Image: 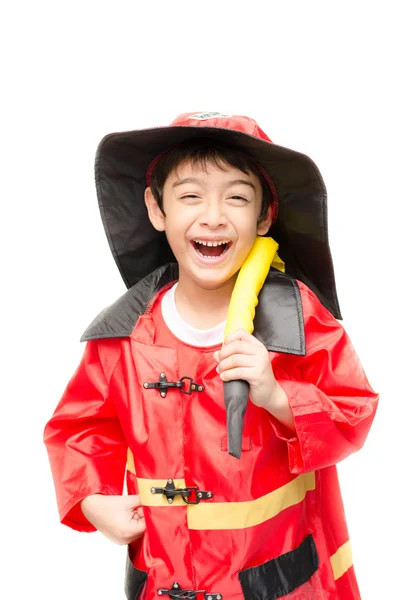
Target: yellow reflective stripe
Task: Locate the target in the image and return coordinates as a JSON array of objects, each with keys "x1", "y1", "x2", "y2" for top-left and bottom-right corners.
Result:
[
  {"x1": 330, "y1": 540, "x2": 353, "y2": 580},
  {"x1": 127, "y1": 449, "x2": 136, "y2": 475},
  {"x1": 127, "y1": 457, "x2": 314, "y2": 526},
  {"x1": 137, "y1": 478, "x2": 188, "y2": 507},
  {"x1": 187, "y1": 471, "x2": 315, "y2": 530},
  {"x1": 127, "y1": 451, "x2": 186, "y2": 506}
]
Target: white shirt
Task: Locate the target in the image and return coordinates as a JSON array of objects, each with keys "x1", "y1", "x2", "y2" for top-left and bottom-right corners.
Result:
[{"x1": 161, "y1": 283, "x2": 225, "y2": 347}]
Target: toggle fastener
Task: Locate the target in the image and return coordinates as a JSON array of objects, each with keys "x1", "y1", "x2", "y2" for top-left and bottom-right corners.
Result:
[
  {"x1": 151, "y1": 479, "x2": 213, "y2": 504},
  {"x1": 157, "y1": 581, "x2": 222, "y2": 599},
  {"x1": 143, "y1": 373, "x2": 205, "y2": 398}
]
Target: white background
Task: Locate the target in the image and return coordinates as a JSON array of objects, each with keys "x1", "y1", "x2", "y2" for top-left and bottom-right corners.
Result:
[{"x1": 1, "y1": 1, "x2": 395, "y2": 599}]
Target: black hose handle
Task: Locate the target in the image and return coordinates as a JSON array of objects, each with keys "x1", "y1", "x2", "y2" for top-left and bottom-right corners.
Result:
[{"x1": 223, "y1": 379, "x2": 249, "y2": 459}]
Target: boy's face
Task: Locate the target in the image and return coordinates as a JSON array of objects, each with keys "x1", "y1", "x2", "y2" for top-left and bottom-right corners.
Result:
[{"x1": 145, "y1": 160, "x2": 272, "y2": 292}]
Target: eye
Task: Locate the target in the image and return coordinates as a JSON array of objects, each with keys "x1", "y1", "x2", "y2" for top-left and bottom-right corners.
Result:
[
  {"x1": 227, "y1": 195, "x2": 249, "y2": 204},
  {"x1": 179, "y1": 194, "x2": 202, "y2": 204}
]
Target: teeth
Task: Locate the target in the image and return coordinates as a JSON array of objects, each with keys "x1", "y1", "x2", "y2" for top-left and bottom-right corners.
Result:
[
  {"x1": 193, "y1": 240, "x2": 230, "y2": 246},
  {"x1": 197, "y1": 250, "x2": 225, "y2": 259}
]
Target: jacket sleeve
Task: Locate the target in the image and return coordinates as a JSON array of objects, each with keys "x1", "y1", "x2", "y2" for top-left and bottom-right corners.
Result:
[
  {"x1": 270, "y1": 282, "x2": 379, "y2": 474},
  {"x1": 43, "y1": 339, "x2": 127, "y2": 532}
]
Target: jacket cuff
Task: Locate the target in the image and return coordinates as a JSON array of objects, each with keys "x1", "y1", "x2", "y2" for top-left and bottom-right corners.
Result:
[
  {"x1": 59, "y1": 485, "x2": 120, "y2": 532},
  {"x1": 268, "y1": 380, "x2": 306, "y2": 473}
]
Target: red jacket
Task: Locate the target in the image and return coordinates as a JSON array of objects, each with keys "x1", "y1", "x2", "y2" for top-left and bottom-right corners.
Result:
[{"x1": 44, "y1": 268, "x2": 378, "y2": 600}]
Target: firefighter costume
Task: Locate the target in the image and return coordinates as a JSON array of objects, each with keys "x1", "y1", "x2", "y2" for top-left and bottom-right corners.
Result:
[{"x1": 44, "y1": 112, "x2": 378, "y2": 599}]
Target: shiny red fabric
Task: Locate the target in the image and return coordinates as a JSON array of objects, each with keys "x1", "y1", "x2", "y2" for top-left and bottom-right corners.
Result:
[
  {"x1": 44, "y1": 281, "x2": 378, "y2": 599},
  {"x1": 170, "y1": 112, "x2": 273, "y2": 143}
]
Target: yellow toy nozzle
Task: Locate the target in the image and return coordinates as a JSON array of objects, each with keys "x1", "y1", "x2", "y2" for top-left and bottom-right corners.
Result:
[
  {"x1": 224, "y1": 237, "x2": 282, "y2": 339},
  {"x1": 223, "y1": 236, "x2": 284, "y2": 459}
]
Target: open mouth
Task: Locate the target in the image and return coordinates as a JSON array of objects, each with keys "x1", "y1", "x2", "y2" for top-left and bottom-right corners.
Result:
[{"x1": 192, "y1": 240, "x2": 232, "y2": 259}]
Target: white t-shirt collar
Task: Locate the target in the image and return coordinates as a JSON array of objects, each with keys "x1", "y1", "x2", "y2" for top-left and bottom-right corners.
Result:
[{"x1": 161, "y1": 283, "x2": 225, "y2": 347}]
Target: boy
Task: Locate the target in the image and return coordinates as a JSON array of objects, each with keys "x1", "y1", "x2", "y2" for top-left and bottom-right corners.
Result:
[{"x1": 44, "y1": 112, "x2": 378, "y2": 599}]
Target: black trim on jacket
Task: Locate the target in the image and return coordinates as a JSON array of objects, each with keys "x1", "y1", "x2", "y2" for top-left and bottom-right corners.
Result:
[
  {"x1": 238, "y1": 534, "x2": 319, "y2": 600},
  {"x1": 124, "y1": 554, "x2": 148, "y2": 600},
  {"x1": 80, "y1": 265, "x2": 306, "y2": 356}
]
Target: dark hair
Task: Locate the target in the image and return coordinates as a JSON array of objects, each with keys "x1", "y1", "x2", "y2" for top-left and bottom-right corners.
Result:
[{"x1": 149, "y1": 138, "x2": 272, "y2": 219}]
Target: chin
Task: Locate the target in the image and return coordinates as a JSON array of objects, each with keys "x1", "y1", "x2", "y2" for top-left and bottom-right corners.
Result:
[{"x1": 192, "y1": 271, "x2": 238, "y2": 291}]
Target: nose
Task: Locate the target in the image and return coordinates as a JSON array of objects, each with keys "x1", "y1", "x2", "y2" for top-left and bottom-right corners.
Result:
[{"x1": 199, "y1": 198, "x2": 227, "y2": 229}]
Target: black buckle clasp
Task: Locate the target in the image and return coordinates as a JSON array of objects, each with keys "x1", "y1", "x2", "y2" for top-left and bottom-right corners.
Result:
[
  {"x1": 179, "y1": 376, "x2": 204, "y2": 395},
  {"x1": 157, "y1": 582, "x2": 222, "y2": 599},
  {"x1": 143, "y1": 373, "x2": 205, "y2": 398},
  {"x1": 151, "y1": 479, "x2": 213, "y2": 504}
]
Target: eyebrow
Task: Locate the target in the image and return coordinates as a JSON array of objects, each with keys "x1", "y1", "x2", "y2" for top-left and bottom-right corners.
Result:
[
  {"x1": 172, "y1": 177, "x2": 257, "y2": 190},
  {"x1": 227, "y1": 179, "x2": 256, "y2": 191},
  {"x1": 172, "y1": 177, "x2": 203, "y2": 188}
]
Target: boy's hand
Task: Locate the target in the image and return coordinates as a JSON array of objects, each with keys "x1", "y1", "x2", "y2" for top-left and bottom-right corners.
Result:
[
  {"x1": 214, "y1": 328, "x2": 281, "y2": 409},
  {"x1": 214, "y1": 330, "x2": 296, "y2": 435},
  {"x1": 81, "y1": 494, "x2": 146, "y2": 545}
]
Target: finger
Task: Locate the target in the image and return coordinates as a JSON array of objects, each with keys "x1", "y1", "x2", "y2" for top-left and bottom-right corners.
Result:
[
  {"x1": 129, "y1": 514, "x2": 146, "y2": 529},
  {"x1": 219, "y1": 366, "x2": 256, "y2": 382},
  {"x1": 213, "y1": 350, "x2": 220, "y2": 363},
  {"x1": 224, "y1": 328, "x2": 261, "y2": 346},
  {"x1": 130, "y1": 504, "x2": 145, "y2": 520},
  {"x1": 218, "y1": 354, "x2": 257, "y2": 374},
  {"x1": 136, "y1": 506, "x2": 145, "y2": 519},
  {"x1": 131, "y1": 518, "x2": 146, "y2": 537},
  {"x1": 124, "y1": 518, "x2": 147, "y2": 543},
  {"x1": 219, "y1": 340, "x2": 258, "y2": 361}
]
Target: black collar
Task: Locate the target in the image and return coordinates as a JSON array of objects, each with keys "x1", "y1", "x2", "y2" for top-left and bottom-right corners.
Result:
[{"x1": 81, "y1": 264, "x2": 305, "y2": 356}]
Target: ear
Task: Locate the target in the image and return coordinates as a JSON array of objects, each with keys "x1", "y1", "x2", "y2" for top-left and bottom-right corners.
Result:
[
  {"x1": 144, "y1": 187, "x2": 166, "y2": 232},
  {"x1": 257, "y1": 205, "x2": 273, "y2": 236}
]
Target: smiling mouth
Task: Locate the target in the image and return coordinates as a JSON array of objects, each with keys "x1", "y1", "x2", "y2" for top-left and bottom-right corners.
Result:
[{"x1": 192, "y1": 240, "x2": 232, "y2": 259}]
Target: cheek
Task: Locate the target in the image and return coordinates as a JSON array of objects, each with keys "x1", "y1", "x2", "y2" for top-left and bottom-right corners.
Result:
[
  {"x1": 163, "y1": 217, "x2": 192, "y2": 253},
  {"x1": 230, "y1": 212, "x2": 260, "y2": 240},
  {"x1": 166, "y1": 207, "x2": 197, "y2": 234},
  {"x1": 167, "y1": 218, "x2": 188, "y2": 238}
]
